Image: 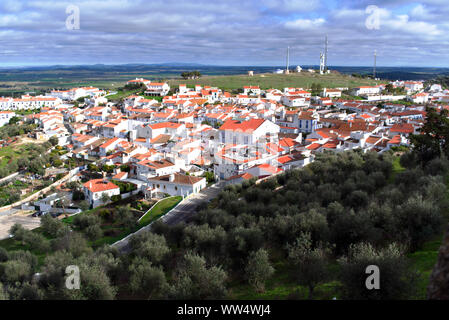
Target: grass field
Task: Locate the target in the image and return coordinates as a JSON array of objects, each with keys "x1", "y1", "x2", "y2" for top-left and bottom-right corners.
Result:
[
  {"x1": 105, "y1": 89, "x2": 141, "y2": 101},
  {"x1": 139, "y1": 196, "x2": 182, "y2": 226},
  {"x1": 408, "y1": 234, "x2": 443, "y2": 299},
  {"x1": 0, "y1": 143, "x2": 37, "y2": 167},
  {"x1": 167, "y1": 73, "x2": 382, "y2": 91}
]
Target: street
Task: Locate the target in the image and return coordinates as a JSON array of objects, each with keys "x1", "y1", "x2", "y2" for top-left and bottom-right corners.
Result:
[{"x1": 114, "y1": 181, "x2": 225, "y2": 253}]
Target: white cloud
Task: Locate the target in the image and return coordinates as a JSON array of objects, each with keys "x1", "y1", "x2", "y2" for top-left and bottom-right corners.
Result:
[
  {"x1": 284, "y1": 18, "x2": 325, "y2": 30},
  {"x1": 262, "y1": 0, "x2": 320, "y2": 13},
  {"x1": 382, "y1": 13, "x2": 441, "y2": 36},
  {"x1": 410, "y1": 4, "x2": 430, "y2": 18}
]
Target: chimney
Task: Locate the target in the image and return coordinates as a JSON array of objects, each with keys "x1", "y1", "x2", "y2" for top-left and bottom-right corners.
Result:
[
  {"x1": 169, "y1": 173, "x2": 175, "y2": 182},
  {"x1": 89, "y1": 181, "x2": 92, "y2": 189}
]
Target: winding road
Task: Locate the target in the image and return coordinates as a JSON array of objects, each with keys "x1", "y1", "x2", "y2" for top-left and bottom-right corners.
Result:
[{"x1": 113, "y1": 181, "x2": 225, "y2": 254}]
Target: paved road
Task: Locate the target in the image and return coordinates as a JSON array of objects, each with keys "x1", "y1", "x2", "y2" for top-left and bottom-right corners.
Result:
[
  {"x1": 162, "y1": 182, "x2": 224, "y2": 225},
  {"x1": 0, "y1": 208, "x2": 22, "y2": 217},
  {"x1": 114, "y1": 181, "x2": 225, "y2": 254}
]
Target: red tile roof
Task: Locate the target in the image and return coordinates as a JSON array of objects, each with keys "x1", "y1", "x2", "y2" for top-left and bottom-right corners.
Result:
[
  {"x1": 219, "y1": 119, "x2": 265, "y2": 133},
  {"x1": 83, "y1": 179, "x2": 119, "y2": 193}
]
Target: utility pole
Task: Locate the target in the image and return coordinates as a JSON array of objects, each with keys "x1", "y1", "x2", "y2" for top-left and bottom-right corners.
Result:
[
  {"x1": 373, "y1": 50, "x2": 377, "y2": 79},
  {"x1": 324, "y1": 34, "x2": 328, "y2": 72},
  {"x1": 286, "y1": 46, "x2": 290, "y2": 74}
]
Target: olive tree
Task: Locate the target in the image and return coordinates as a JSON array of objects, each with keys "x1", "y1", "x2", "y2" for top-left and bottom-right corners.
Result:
[{"x1": 244, "y1": 249, "x2": 275, "y2": 293}]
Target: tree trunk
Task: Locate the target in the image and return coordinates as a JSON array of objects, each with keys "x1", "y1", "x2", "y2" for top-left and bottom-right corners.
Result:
[{"x1": 308, "y1": 286, "x2": 314, "y2": 300}]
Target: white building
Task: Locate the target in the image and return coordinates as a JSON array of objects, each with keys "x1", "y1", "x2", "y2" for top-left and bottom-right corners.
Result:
[
  {"x1": 144, "y1": 82, "x2": 170, "y2": 96},
  {"x1": 135, "y1": 159, "x2": 179, "y2": 180},
  {"x1": 83, "y1": 179, "x2": 120, "y2": 208},
  {"x1": 0, "y1": 111, "x2": 15, "y2": 126},
  {"x1": 350, "y1": 86, "x2": 382, "y2": 96},
  {"x1": 321, "y1": 88, "x2": 342, "y2": 98},
  {"x1": 0, "y1": 95, "x2": 62, "y2": 110},
  {"x1": 50, "y1": 87, "x2": 104, "y2": 101},
  {"x1": 219, "y1": 119, "x2": 280, "y2": 146},
  {"x1": 146, "y1": 173, "x2": 206, "y2": 198},
  {"x1": 404, "y1": 81, "x2": 424, "y2": 92},
  {"x1": 243, "y1": 86, "x2": 261, "y2": 95}
]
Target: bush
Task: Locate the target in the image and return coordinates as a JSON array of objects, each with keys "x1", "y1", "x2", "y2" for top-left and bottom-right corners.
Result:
[{"x1": 111, "y1": 195, "x2": 122, "y2": 202}]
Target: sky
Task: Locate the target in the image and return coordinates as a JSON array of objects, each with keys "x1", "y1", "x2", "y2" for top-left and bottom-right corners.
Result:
[{"x1": 1, "y1": 0, "x2": 449, "y2": 67}]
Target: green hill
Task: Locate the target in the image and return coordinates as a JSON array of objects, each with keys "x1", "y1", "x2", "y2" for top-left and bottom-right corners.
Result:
[{"x1": 168, "y1": 72, "x2": 383, "y2": 91}]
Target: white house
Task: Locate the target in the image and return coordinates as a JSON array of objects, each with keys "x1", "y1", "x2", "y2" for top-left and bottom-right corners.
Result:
[
  {"x1": 321, "y1": 88, "x2": 342, "y2": 98},
  {"x1": 137, "y1": 122, "x2": 185, "y2": 140},
  {"x1": 146, "y1": 173, "x2": 206, "y2": 198},
  {"x1": 135, "y1": 159, "x2": 179, "y2": 180},
  {"x1": 408, "y1": 92, "x2": 429, "y2": 104},
  {"x1": 351, "y1": 86, "x2": 382, "y2": 96},
  {"x1": 404, "y1": 81, "x2": 424, "y2": 92},
  {"x1": 83, "y1": 179, "x2": 120, "y2": 208},
  {"x1": 281, "y1": 96, "x2": 310, "y2": 108},
  {"x1": 0, "y1": 111, "x2": 15, "y2": 126},
  {"x1": 219, "y1": 118, "x2": 280, "y2": 146},
  {"x1": 0, "y1": 96, "x2": 62, "y2": 110},
  {"x1": 145, "y1": 82, "x2": 170, "y2": 96},
  {"x1": 243, "y1": 86, "x2": 261, "y2": 95}
]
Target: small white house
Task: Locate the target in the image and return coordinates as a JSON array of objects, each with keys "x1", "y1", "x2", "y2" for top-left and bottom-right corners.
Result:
[
  {"x1": 0, "y1": 111, "x2": 15, "y2": 127},
  {"x1": 146, "y1": 173, "x2": 206, "y2": 198},
  {"x1": 321, "y1": 88, "x2": 342, "y2": 98},
  {"x1": 83, "y1": 179, "x2": 120, "y2": 208}
]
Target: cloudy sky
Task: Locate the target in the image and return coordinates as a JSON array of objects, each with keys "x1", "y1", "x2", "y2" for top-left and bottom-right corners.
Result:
[{"x1": 0, "y1": 0, "x2": 448, "y2": 67}]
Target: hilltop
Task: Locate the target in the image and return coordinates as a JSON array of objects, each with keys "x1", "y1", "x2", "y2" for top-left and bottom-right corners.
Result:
[{"x1": 167, "y1": 72, "x2": 382, "y2": 91}]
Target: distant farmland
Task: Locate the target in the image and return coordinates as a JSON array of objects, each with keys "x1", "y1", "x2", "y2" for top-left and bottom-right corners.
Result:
[
  {"x1": 0, "y1": 63, "x2": 439, "y2": 95},
  {"x1": 0, "y1": 72, "x2": 381, "y2": 96}
]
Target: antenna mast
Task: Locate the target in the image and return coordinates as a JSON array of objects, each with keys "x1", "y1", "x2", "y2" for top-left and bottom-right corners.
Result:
[
  {"x1": 324, "y1": 34, "x2": 328, "y2": 71},
  {"x1": 373, "y1": 50, "x2": 377, "y2": 79}
]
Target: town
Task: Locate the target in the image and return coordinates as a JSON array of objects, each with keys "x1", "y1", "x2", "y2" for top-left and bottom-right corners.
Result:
[{"x1": 0, "y1": 75, "x2": 440, "y2": 213}]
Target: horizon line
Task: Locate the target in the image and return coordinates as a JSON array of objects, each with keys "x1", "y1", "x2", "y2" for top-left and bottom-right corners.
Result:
[{"x1": 0, "y1": 63, "x2": 447, "y2": 69}]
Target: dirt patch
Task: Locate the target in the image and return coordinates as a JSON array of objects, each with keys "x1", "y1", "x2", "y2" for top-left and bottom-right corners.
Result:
[
  {"x1": 13, "y1": 136, "x2": 46, "y2": 146},
  {"x1": 0, "y1": 213, "x2": 41, "y2": 239}
]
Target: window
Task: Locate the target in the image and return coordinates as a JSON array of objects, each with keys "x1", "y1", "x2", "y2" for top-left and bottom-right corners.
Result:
[
  {"x1": 244, "y1": 136, "x2": 249, "y2": 144},
  {"x1": 175, "y1": 186, "x2": 178, "y2": 190}
]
